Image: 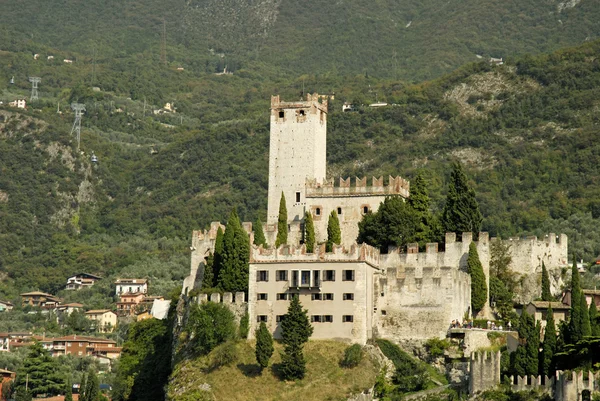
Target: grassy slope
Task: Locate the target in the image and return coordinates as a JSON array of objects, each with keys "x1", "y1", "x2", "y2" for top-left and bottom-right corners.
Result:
[{"x1": 168, "y1": 341, "x2": 380, "y2": 401}]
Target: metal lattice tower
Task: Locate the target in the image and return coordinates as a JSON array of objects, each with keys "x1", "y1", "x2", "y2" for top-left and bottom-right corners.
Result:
[
  {"x1": 70, "y1": 103, "x2": 86, "y2": 150},
  {"x1": 29, "y1": 77, "x2": 41, "y2": 101}
]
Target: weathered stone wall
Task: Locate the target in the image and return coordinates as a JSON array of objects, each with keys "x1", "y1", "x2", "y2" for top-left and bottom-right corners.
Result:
[
  {"x1": 182, "y1": 222, "x2": 225, "y2": 295},
  {"x1": 469, "y1": 351, "x2": 501, "y2": 394},
  {"x1": 503, "y1": 370, "x2": 596, "y2": 401},
  {"x1": 195, "y1": 291, "x2": 248, "y2": 326}
]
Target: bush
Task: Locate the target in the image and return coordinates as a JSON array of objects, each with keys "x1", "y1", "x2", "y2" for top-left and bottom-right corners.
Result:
[
  {"x1": 210, "y1": 341, "x2": 238, "y2": 370},
  {"x1": 239, "y1": 312, "x2": 249, "y2": 339},
  {"x1": 340, "y1": 344, "x2": 363, "y2": 368},
  {"x1": 424, "y1": 338, "x2": 449, "y2": 358}
]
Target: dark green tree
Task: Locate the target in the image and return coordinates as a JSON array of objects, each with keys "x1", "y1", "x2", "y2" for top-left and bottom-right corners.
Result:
[
  {"x1": 541, "y1": 262, "x2": 551, "y2": 301},
  {"x1": 253, "y1": 218, "x2": 268, "y2": 248},
  {"x1": 15, "y1": 342, "x2": 64, "y2": 397},
  {"x1": 441, "y1": 162, "x2": 483, "y2": 238},
  {"x1": 326, "y1": 210, "x2": 341, "y2": 252},
  {"x1": 80, "y1": 368, "x2": 98, "y2": 401},
  {"x1": 304, "y1": 211, "x2": 315, "y2": 253},
  {"x1": 201, "y1": 252, "x2": 215, "y2": 291},
  {"x1": 357, "y1": 196, "x2": 418, "y2": 251},
  {"x1": 255, "y1": 322, "x2": 274, "y2": 370},
  {"x1": 280, "y1": 295, "x2": 313, "y2": 380},
  {"x1": 211, "y1": 227, "x2": 225, "y2": 289},
  {"x1": 512, "y1": 311, "x2": 535, "y2": 376},
  {"x1": 14, "y1": 388, "x2": 32, "y2": 401},
  {"x1": 409, "y1": 172, "x2": 436, "y2": 244},
  {"x1": 467, "y1": 242, "x2": 487, "y2": 316},
  {"x1": 568, "y1": 260, "x2": 582, "y2": 344},
  {"x1": 218, "y1": 209, "x2": 250, "y2": 293},
  {"x1": 590, "y1": 301, "x2": 600, "y2": 336},
  {"x1": 526, "y1": 321, "x2": 541, "y2": 375},
  {"x1": 580, "y1": 292, "x2": 591, "y2": 337},
  {"x1": 540, "y1": 305, "x2": 556, "y2": 376},
  {"x1": 275, "y1": 192, "x2": 288, "y2": 247},
  {"x1": 189, "y1": 302, "x2": 236, "y2": 355},
  {"x1": 64, "y1": 376, "x2": 73, "y2": 401}
]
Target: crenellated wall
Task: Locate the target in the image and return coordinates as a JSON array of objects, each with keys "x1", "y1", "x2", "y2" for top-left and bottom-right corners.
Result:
[
  {"x1": 250, "y1": 242, "x2": 380, "y2": 267},
  {"x1": 469, "y1": 351, "x2": 501, "y2": 394},
  {"x1": 501, "y1": 370, "x2": 596, "y2": 401},
  {"x1": 305, "y1": 176, "x2": 410, "y2": 198},
  {"x1": 183, "y1": 222, "x2": 225, "y2": 296},
  {"x1": 194, "y1": 291, "x2": 248, "y2": 326}
]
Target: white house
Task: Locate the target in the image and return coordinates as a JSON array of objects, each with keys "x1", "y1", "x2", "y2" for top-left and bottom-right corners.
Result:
[{"x1": 115, "y1": 279, "x2": 148, "y2": 295}]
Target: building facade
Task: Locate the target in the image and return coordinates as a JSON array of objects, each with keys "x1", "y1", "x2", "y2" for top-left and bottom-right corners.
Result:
[
  {"x1": 115, "y1": 279, "x2": 148, "y2": 295},
  {"x1": 85, "y1": 310, "x2": 117, "y2": 333},
  {"x1": 66, "y1": 273, "x2": 102, "y2": 290}
]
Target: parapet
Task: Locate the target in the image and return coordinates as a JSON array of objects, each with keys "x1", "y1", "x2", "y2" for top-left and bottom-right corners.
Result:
[
  {"x1": 196, "y1": 291, "x2": 247, "y2": 305},
  {"x1": 250, "y1": 242, "x2": 380, "y2": 267},
  {"x1": 469, "y1": 350, "x2": 501, "y2": 394},
  {"x1": 271, "y1": 93, "x2": 328, "y2": 113},
  {"x1": 305, "y1": 176, "x2": 409, "y2": 198},
  {"x1": 192, "y1": 222, "x2": 225, "y2": 245},
  {"x1": 492, "y1": 233, "x2": 568, "y2": 246}
]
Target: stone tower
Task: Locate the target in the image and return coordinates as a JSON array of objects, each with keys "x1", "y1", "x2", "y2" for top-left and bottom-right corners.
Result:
[{"x1": 267, "y1": 94, "x2": 328, "y2": 224}]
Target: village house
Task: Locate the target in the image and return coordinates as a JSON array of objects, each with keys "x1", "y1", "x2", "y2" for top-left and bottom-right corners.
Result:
[
  {"x1": 139, "y1": 295, "x2": 164, "y2": 313},
  {"x1": 8, "y1": 99, "x2": 26, "y2": 109},
  {"x1": 56, "y1": 303, "x2": 84, "y2": 315},
  {"x1": 116, "y1": 292, "x2": 145, "y2": 316},
  {"x1": 115, "y1": 278, "x2": 148, "y2": 295},
  {"x1": 50, "y1": 335, "x2": 121, "y2": 359},
  {"x1": 66, "y1": 273, "x2": 102, "y2": 290},
  {"x1": 20, "y1": 291, "x2": 61, "y2": 308},
  {"x1": 0, "y1": 369, "x2": 15, "y2": 399},
  {"x1": 562, "y1": 289, "x2": 600, "y2": 308},
  {"x1": 524, "y1": 301, "x2": 570, "y2": 336},
  {"x1": 85, "y1": 310, "x2": 117, "y2": 333},
  {"x1": 0, "y1": 300, "x2": 13, "y2": 312}
]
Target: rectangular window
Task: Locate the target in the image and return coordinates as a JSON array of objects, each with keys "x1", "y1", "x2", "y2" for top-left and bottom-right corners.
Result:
[
  {"x1": 343, "y1": 293, "x2": 354, "y2": 301},
  {"x1": 257, "y1": 293, "x2": 268, "y2": 301},
  {"x1": 257, "y1": 315, "x2": 268, "y2": 323},
  {"x1": 276, "y1": 270, "x2": 288, "y2": 281},
  {"x1": 343, "y1": 315, "x2": 354, "y2": 323},
  {"x1": 291, "y1": 270, "x2": 299, "y2": 287},
  {"x1": 296, "y1": 192, "x2": 301, "y2": 203},
  {"x1": 276, "y1": 293, "x2": 288, "y2": 301},
  {"x1": 311, "y1": 315, "x2": 322, "y2": 323},
  {"x1": 323, "y1": 315, "x2": 333, "y2": 323},
  {"x1": 342, "y1": 270, "x2": 355, "y2": 281},
  {"x1": 323, "y1": 270, "x2": 335, "y2": 282},
  {"x1": 324, "y1": 293, "x2": 334, "y2": 301},
  {"x1": 279, "y1": 111, "x2": 284, "y2": 118},
  {"x1": 301, "y1": 270, "x2": 311, "y2": 286},
  {"x1": 311, "y1": 293, "x2": 322, "y2": 301},
  {"x1": 313, "y1": 270, "x2": 320, "y2": 287},
  {"x1": 276, "y1": 315, "x2": 284, "y2": 323},
  {"x1": 257, "y1": 270, "x2": 269, "y2": 282}
]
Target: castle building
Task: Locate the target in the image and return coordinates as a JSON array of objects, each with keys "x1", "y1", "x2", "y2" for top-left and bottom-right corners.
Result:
[{"x1": 184, "y1": 94, "x2": 569, "y2": 344}]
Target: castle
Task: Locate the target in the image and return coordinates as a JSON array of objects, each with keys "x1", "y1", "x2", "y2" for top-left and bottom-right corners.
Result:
[{"x1": 183, "y1": 93, "x2": 569, "y2": 344}]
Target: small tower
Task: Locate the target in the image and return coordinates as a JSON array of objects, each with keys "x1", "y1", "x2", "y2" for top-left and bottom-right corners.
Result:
[{"x1": 267, "y1": 93, "x2": 328, "y2": 224}]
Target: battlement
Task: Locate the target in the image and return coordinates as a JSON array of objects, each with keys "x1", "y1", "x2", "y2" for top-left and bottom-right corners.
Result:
[
  {"x1": 305, "y1": 176, "x2": 410, "y2": 198},
  {"x1": 196, "y1": 291, "x2": 247, "y2": 306},
  {"x1": 469, "y1": 350, "x2": 501, "y2": 394},
  {"x1": 249, "y1": 242, "x2": 380, "y2": 267},
  {"x1": 191, "y1": 222, "x2": 225, "y2": 248},
  {"x1": 491, "y1": 233, "x2": 568, "y2": 246},
  {"x1": 271, "y1": 93, "x2": 328, "y2": 113}
]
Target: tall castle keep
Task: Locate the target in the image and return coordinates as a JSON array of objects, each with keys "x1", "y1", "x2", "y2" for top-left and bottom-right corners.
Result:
[{"x1": 183, "y1": 93, "x2": 569, "y2": 344}]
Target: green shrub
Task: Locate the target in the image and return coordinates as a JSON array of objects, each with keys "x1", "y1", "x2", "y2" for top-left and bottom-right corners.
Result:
[
  {"x1": 340, "y1": 344, "x2": 363, "y2": 368},
  {"x1": 239, "y1": 311, "x2": 249, "y2": 339},
  {"x1": 210, "y1": 341, "x2": 238, "y2": 370},
  {"x1": 424, "y1": 338, "x2": 449, "y2": 358}
]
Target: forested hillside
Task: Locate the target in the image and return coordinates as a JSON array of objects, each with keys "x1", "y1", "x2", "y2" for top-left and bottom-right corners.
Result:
[
  {"x1": 0, "y1": 0, "x2": 598, "y2": 81},
  {"x1": 2, "y1": 6, "x2": 600, "y2": 304}
]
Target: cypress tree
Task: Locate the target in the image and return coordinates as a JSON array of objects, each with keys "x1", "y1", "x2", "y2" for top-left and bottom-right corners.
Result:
[
  {"x1": 526, "y1": 321, "x2": 541, "y2": 376},
  {"x1": 64, "y1": 377, "x2": 73, "y2": 401},
  {"x1": 280, "y1": 295, "x2": 313, "y2": 380},
  {"x1": 409, "y1": 172, "x2": 435, "y2": 245},
  {"x1": 201, "y1": 252, "x2": 214, "y2": 291},
  {"x1": 441, "y1": 162, "x2": 483, "y2": 239},
  {"x1": 590, "y1": 301, "x2": 600, "y2": 336},
  {"x1": 512, "y1": 311, "x2": 532, "y2": 376},
  {"x1": 467, "y1": 242, "x2": 487, "y2": 316},
  {"x1": 212, "y1": 227, "x2": 224, "y2": 288},
  {"x1": 580, "y1": 292, "x2": 591, "y2": 337},
  {"x1": 218, "y1": 210, "x2": 250, "y2": 293},
  {"x1": 541, "y1": 305, "x2": 556, "y2": 376},
  {"x1": 304, "y1": 211, "x2": 315, "y2": 253},
  {"x1": 255, "y1": 322, "x2": 274, "y2": 370},
  {"x1": 275, "y1": 192, "x2": 288, "y2": 247},
  {"x1": 253, "y1": 218, "x2": 268, "y2": 248},
  {"x1": 82, "y1": 369, "x2": 98, "y2": 401},
  {"x1": 568, "y1": 260, "x2": 582, "y2": 344},
  {"x1": 326, "y1": 210, "x2": 342, "y2": 252},
  {"x1": 541, "y1": 262, "x2": 551, "y2": 301}
]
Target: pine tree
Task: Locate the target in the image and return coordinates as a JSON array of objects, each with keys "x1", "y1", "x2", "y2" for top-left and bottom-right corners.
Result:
[
  {"x1": 326, "y1": 210, "x2": 341, "y2": 252},
  {"x1": 580, "y1": 292, "x2": 591, "y2": 337},
  {"x1": 590, "y1": 301, "x2": 600, "y2": 336},
  {"x1": 409, "y1": 172, "x2": 435, "y2": 244},
  {"x1": 280, "y1": 295, "x2": 313, "y2": 380},
  {"x1": 541, "y1": 261, "x2": 551, "y2": 301},
  {"x1": 540, "y1": 306, "x2": 556, "y2": 376},
  {"x1": 304, "y1": 211, "x2": 315, "y2": 253},
  {"x1": 218, "y1": 210, "x2": 250, "y2": 293},
  {"x1": 441, "y1": 162, "x2": 483, "y2": 238},
  {"x1": 212, "y1": 227, "x2": 224, "y2": 288},
  {"x1": 201, "y1": 252, "x2": 214, "y2": 291},
  {"x1": 15, "y1": 342, "x2": 64, "y2": 397},
  {"x1": 568, "y1": 260, "x2": 582, "y2": 344},
  {"x1": 64, "y1": 376, "x2": 73, "y2": 401},
  {"x1": 253, "y1": 218, "x2": 268, "y2": 248},
  {"x1": 467, "y1": 242, "x2": 487, "y2": 316},
  {"x1": 275, "y1": 192, "x2": 288, "y2": 247},
  {"x1": 255, "y1": 322, "x2": 274, "y2": 370}
]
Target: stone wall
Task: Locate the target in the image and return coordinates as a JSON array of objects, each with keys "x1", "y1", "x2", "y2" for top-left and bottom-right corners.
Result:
[
  {"x1": 195, "y1": 291, "x2": 248, "y2": 326},
  {"x1": 469, "y1": 351, "x2": 501, "y2": 394},
  {"x1": 182, "y1": 222, "x2": 225, "y2": 295},
  {"x1": 502, "y1": 370, "x2": 596, "y2": 401}
]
